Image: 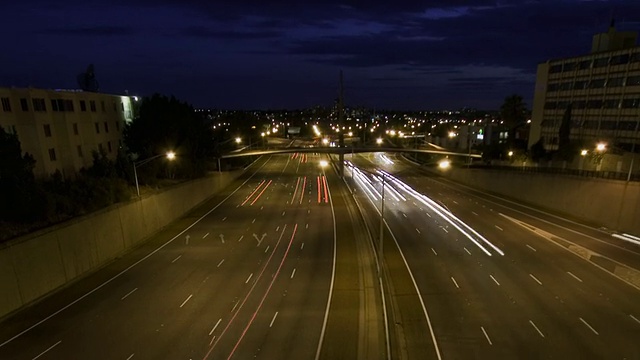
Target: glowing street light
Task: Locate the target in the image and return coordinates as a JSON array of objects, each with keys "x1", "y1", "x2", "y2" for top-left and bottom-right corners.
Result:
[
  {"x1": 508, "y1": 151, "x2": 514, "y2": 157},
  {"x1": 581, "y1": 149, "x2": 588, "y2": 156},
  {"x1": 319, "y1": 160, "x2": 328, "y2": 168},
  {"x1": 235, "y1": 137, "x2": 242, "y2": 144},
  {"x1": 133, "y1": 151, "x2": 176, "y2": 197},
  {"x1": 322, "y1": 138, "x2": 329, "y2": 145},
  {"x1": 376, "y1": 138, "x2": 383, "y2": 145},
  {"x1": 596, "y1": 142, "x2": 607, "y2": 152},
  {"x1": 438, "y1": 159, "x2": 451, "y2": 169},
  {"x1": 448, "y1": 131, "x2": 457, "y2": 138}
]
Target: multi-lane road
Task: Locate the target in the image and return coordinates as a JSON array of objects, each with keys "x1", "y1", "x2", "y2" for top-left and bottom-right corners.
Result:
[{"x1": 1, "y1": 150, "x2": 640, "y2": 359}]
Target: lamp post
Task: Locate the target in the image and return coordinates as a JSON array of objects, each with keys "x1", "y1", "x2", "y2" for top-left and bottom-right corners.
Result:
[
  {"x1": 133, "y1": 151, "x2": 175, "y2": 197},
  {"x1": 378, "y1": 172, "x2": 385, "y2": 259}
]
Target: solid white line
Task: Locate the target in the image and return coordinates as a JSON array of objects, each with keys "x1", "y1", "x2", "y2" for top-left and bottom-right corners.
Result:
[
  {"x1": 612, "y1": 233, "x2": 640, "y2": 246},
  {"x1": 416, "y1": 228, "x2": 421, "y2": 234},
  {"x1": 171, "y1": 255, "x2": 182, "y2": 263},
  {"x1": 217, "y1": 259, "x2": 225, "y2": 267},
  {"x1": 245, "y1": 273, "x2": 253, "y2": 284},
  {"x1": 231, "y1": 301, "x2": 239, "y2": 313},
  {"x1": 530, "y1": 274, "x2": 542, "y2": 285},
  {"x1": 567, "y1": 271, "x2": 583, "y2": 282},
  {"x1": 32, "y1": 340, "x2": 61, "y2": 360},
  {"x1": 464, "y1": 247, "x2": 471, "y2": 255},
  {"x1": 291, "y1": 268, "x2": 296, "y2": 279},
  {"x1": 269, "y1": 312, "x2": 279, "y2": 328},
  {"x1": 203, "y1": 233, "x2": 209, "y2": 239},
  {"x1": 126, "y1": 354, "x2": 135, "y2": 360},
  {"x1": 431, "y1": 248, "x2": 438, "y2": 256},
  {"x1": 630, "y1": 314, "x2": 640, "y2": 324},
  {"x1": 495, "y1": 225, "x2": 503, "y2": 231},
  {"x1": 579, "y1": 317, "x2": 599, "y2": 335},
  {"x1": 209, "y1": 318, "x2": 222, "y2": 336},
  {"x1": 451, "y1": 277, "x2": 460, "y2": 289},
  {"x1": 481, "y1": 326, "x2": 492, "y2": 345},
  {"x1": 121, "y1": 287, "x2": 138, "y2": 300},
  {"x1": 526, "y1": 244, "x2": 537, "y2": 252},
  {"x1": 529, "y1": 320, "x2": 545, "y2": 338},
  {"x1": 490, "y1": 275, "x2": 500, "y2": 286},
  {"x1": 180, "y1": 294, "x2": 193, "y2": 308}
]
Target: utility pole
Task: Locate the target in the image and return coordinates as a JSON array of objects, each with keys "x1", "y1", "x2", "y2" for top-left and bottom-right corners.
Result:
[{"x1": 338, "y1": 71, "x2": 345, "y2": 177}]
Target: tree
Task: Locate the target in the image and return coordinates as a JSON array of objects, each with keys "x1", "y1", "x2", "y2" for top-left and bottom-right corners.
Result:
[
  {"x1": 500, "y1": 94, "x2": 527, "y2": 147},
  {"x1": 558, "y1": 103, "x2": 572, "y2": 150}
]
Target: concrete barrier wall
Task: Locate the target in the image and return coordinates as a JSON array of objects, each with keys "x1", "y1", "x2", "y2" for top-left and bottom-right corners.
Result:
[
  {"x1": 0, "y1": 171, "x2": 241, "y2": 319},
  {"x1": 442, "y1": 168, "x2": 640, "y2": 234}
]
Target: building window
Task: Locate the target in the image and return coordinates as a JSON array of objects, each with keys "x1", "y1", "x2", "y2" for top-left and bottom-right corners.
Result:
[
  {"x1": 65, "y1": 100, "x2": 74, "y2": 112},
  {"x1": 631, "y1": 53, "x2": 640, "y2": 63},
  {"x1": 20, "y1": 98, "x2": 28, "y2": 111},
  {"x1": 101, "y1": 101, "x2": 106, "y2": 112},
  {"x1": 547, "y1": 83, "x2": 559, "y2": 92},
  {"x1": 32, "y1": 98, "x2": 46, "y2": 112},
  {"x1": 607, "y1": 77, "x2": 625, "y2": 87},
  {"x1": 618, "y1": 121, "x2": 638, "y2": 131},
  {"x1": 98, "y1": 143, "x2": 104, "y2": 152},
  {"x1": 48, "y1": 148, "x2": 57, "y2": 161},
  {"x1": 95, "y1": 123, "x2": 100, "y2": 134},
  {"x1": 622, "y1": 98, "x2": 640, "y2": 108},
  {"x1": 1, "y1": 97, "x2": 11, "y2": 112},
  {"x1": 587, "y1": 100, "x2": 603, "y2": 109},
  {"x1": 115, "y1": 121, "x2": 120, "y2": 132},
  {"x1": 77, "y1": 145, "x2": 83, "y2": 157},
  {"x1": 562, "y1": 62, "x2": 576, "y2": 72},
  {"x1": 559, "y1": 81, "x2": 573, "y2": 91},
  {"x1": 577, "y1": 60, "x2": 592, "y2": 70},
  {"x1": 80, "y1": 100, "x2": 87, "y2": 112},
  {"x1": 51, "y1": 99, "x2": 59, "y2": 112},
  {"x1": 107, "y1": 141, "x2": 112, "y2": 153},
  {"x1": 593, "y1": 57, "x2": 609, "y2": 68},
  {"x1": 573, "y1": 80, "x2": 588, "y2": 90},
  {"x1": 549, "y1": 64, "x2": 562, "y2": 74},
  {"x1": 604, "y1": 99, "x2": 621, "y2": 109},
  {"x1": 73, "y1": 123, "x2": 79, "y2": 135},
  {"x1": 610, "y1": 54, "x2": 629, "y2": 66},
  {"x1": 44, "y1": 124, "x2": 52, "y2": 137},
  {"x1": 544, "y1": 101, "x2": 557, "y2": 110},
  {"x1": 104, "y1": 122, "x2": 109, "y2": 133},
  {"x1": 627, "y1": 76, "x2": 640, "y2": 86},
  {"x1": 90, "y1": 100, "x2": 96, "y2": 112},
  {"x1": 51, "y1": 99, "x2": 72, "y2": 112},
  {"x1": 588, "y1": 79, "x2": 606, "y2": 89}
]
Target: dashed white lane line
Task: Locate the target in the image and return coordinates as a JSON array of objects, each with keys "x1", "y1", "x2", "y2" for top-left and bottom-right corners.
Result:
[
  {"x1": 238, "y1": 235, "x2": 243, "y2": 242},
  {"x1": 265, "y1": 245, "x2": 270, "y2": 253},
  {"x1": 269, "y1": 312, "x2": 279, "y2": 327},
  {"x1": 416, "y1": 228, "x2": 421, "y2": 234},
  {"x1": 529, "y1": 274, "x2": 542, "y2": 285},
  {"x1": 403, "y1": 213, "x2": 407, "y2": 218},
  {"x1": 453, "y1": 201, "x2": 458, "y2": 204},
  {"x1": 526, "y1": 244, "x2": 537, "y2": 252},
  {"x1": 126, "y1": 353, "x2": 135, "y2": 360},
  {"x1": 472, "y1": 211, "x2": 479, "y2": 216},
  {"x1": 431, "y1": 248, "x2": 438, "y2": 256},
  {"x1": 217, "y1": 259, "x2": 225, "y2": 268},
  {"x1": 245, "y1": 273, "x2": 253, "y2": 284},
  {"x1": 252, "y1": 218, "x2": 256, "y2": 223},
  {"x1": 222, "y1": 217, "x2": 227, "y2": 222},
  {"x1": 171, "y1": 255, "x2": 182, "y2": 263},
  {"x1": 442, "y1": 227, "x2": 449, "y2": 234},
  {"x1": 203, "y1": 233, "x2": 209, "y2": 239},
  {"x1": 567, "y1": 271, "x2": 583, "y2": 283},
  {"x1": 121, "y1": 288, "x2": 138, "y2": 300},
  {"x1": 276, "y1": 226, "x2": 280, "y2": 232},
  {"x1": 480, "y1": 326, "x2": 492, "y2": 345},
  {"x1": 282, "y1": 211, "x2": 286, "y2": 216},
  {"x1": 529, "y1": 320, "x2": 545, "y2": 338},
  {"x1": 306, "y1": 223, "x2": 309, "y2": 229},
  {"x1": 180, "y1": 294, "x2": 193, "y2": 308},
  {"x1": 489, "y1": 275, "x2": 500, "y2": 286},
  {"x1": 579, "y1": 317, "x2": 599, "y2": 335},
  {"x1": 32, "y1": 340, "x2": 61, "y2": 360},
  {"x1": 451, "y1": 277, "x2": 460, "y2": 289},
  {"x1": 209, "y1": 318, "x2": 222, "y2": 336},
  {"x1": 291, "y1": 268, "x2": 296, "y2": 279},
  {"x1": 301, "y1": 243, "x2": 305, "y2": 250},
  {"x1": 426, "y1": 213, "x2": 431, "y2": 218},
  {"x1": 630, "y1": 314, "x2": 640, "y2": 325},
  {"x1": 464, "y1": 247, "x2": 471, "y2": 255},
  {"x1": 495, "y1": 225, "x2": 503, "y2": 231}
]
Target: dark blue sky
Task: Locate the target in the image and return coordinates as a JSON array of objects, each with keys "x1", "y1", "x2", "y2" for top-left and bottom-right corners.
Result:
[{"x1": 2, "y1": 0, "x2": 640, "y2": 110}]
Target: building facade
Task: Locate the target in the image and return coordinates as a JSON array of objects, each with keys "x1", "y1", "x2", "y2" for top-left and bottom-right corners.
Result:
[
  {"x1": 529, "y1": 25, "x2": 640, "y2": 155},
  {"x1": 0, "y1": 87, "x2": 135, "y2": 178}
]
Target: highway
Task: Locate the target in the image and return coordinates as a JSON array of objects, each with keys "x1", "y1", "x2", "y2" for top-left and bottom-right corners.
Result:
[
  {"x1": 346, "y1": 152, "x2": 640, "y2": 359},
  {"x1": 0, "y1": 153, "x2": 385, "y2": 360}
]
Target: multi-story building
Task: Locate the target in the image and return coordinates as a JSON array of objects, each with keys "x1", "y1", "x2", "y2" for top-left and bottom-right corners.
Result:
[
  {"x1": 529, "y1": 24, "x2": 640, "y2": 157},
  {"x1": 0, "y1": 87, "x2": 135, "y2": 178}
]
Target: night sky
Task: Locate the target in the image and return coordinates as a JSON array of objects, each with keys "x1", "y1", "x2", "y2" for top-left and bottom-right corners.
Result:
[{"x1": 3, "y1": 0, "x2": 640, "y2": 110}]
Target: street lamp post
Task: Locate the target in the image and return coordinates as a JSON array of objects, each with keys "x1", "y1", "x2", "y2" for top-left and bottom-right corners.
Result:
[
  {"x1": 378, "y1": 173, "x2": 385, "y2": 259},
  {"x1": 133, "y1": 151, "x2": 175, "y2": 197}
]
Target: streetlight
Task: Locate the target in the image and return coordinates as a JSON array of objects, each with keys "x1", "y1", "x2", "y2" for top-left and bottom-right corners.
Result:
[
  {"x1": 319, "y1": 160, "x2": 328, "y2": 168},
  {"x1": 376, "y1": 138, "x2": 383, "y2": 145},
  {"x1": 596, "y1": 142, "x2": 607, "y2": 152},
  {"x1": 508, "y1": 151, "x2": 514, "y2": 157},
  {"x1": 235, "y1": 137, "x2": 242, "y2": 144},
  {"x1": 133, "y1": 151, "x2": 176, "y2": 197},
  {"x1": 438, "y1": 159, "x2": 451, "y2": 169},
  {"x1": 581, "y1": 149, "x2": 588, "y2": 156}
]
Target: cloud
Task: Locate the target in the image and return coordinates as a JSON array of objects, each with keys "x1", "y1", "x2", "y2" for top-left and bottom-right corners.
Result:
[
  {"x1": 179, "y1": 26, "x2": 282, "y2": 40},
  {"x1": 41, "y1": 25, "x2": 137, "y2": 36}
]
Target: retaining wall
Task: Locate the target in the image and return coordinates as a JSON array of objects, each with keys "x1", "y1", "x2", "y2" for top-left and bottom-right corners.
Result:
[{"x1": 0, "y1": 171, "x2": 241, "y2": 319}]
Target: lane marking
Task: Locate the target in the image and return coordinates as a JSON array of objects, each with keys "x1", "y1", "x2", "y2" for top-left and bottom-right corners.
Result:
[
  {"x1": 282, "y1": 211, "x2": 286, "y2": 216},
  {"x1": 180, "y1": 294, "x2": 193, "y2": 308},
  {"x1": 464, "y1": 247, "x2": 471, "y2": 255},
  {"x1": 442, "y1": 227, "x2": 449, "y2": 234},
  {"x1": 426, "y1": 213, "x2": 431, "y2": 218},
  {"x1": 121, "y1": 288, "x2": 138, "y2": 300},
  {"x1": 126, "y1": 354, "x2": 135, "y2": 360},
  {"x1": 32, "y1": 341, "x2": 62, "y2": 360},
  {"x1": 203, "y1": 233, "x2": 209, "y2": 239},
  {"x1": 252, "y1": 218, "x2": 256, "y2": 223},
  {"x1": 529, "y1": 274, "x2": 542, "y2": 285},
  {"x1": 171, "y1": 255, "x2": 182, "y2": 263},
  {"x1": 490, "y1": 275, "x2": 500, "y2": 286},
  {"x1": 431, "y1": 248, "x2": 438, "y2": 256},
  {"x1": 472, "y1": 211, "x2": 479, "y2": 216},
  {"x1": 291, "y1": 268, "x2": 296, "y2": 279},
  {"x1": 579, "y1": 317, "x2": 599, "y2": 335},
  {"x1": 209, "y1": 319, "x2": 222, "y2": 336},
  {"x1": 526, "y1": 244, "x2": 537, "y2": 252},
  {"x1": 495, "y1": 225, "x2": 503, "y2": 231},
  {"x1": 245, "y1": 273, "x2": 253, "y2": 284},
  {"x1": 416, "y1": 228, "x2": 421, "y2": 234},
  {"x1": 630, "y1": 314, "x2": 640, "y2": 324},
  {"x1": 238, "y1": 235, "x2": 243, "y2": 242},
  {"x1": 264, "y1": 245, "x2": 270, "y2": 253},
  {"x1": 567, "y1": 271, "x2": 583, "y2": 283},
  {"x1": 276, "y1": 226, "x2": 280, "y2": 232},
  {"x1": 451, "y1": 277, "x2": 460, "y2": 289},
  {"x1": 250, "y1": 179, "x2": 273, "y2": 205},
  {"x1": 217, "y1": 259, "x2": 225, "y2": 268},
  {"x1": 403, "y1": 213, "x2": 407, "y2": 218},
  {"x1": 480, "y1": 326, "x2": 492, "y2": 345},
  {"x1": 242, "y1": 180, "x2": 266, "y2": 206},
  {"x1": 222, "y1": 217, "x2": 227, "y2": 222},
  {"x1": 453, "y1": 201, "x2": 458, "y2": 204},
  {"x1": 301, "y1": 243, "x2": 305, "y2": 250},
  {"x1": 529, "y1": 320, "x2": 545, "y2": 338},
  {"x1": 231, "y1": 301, "x2": 239, "y2": 313},
  {"x1": 306, "y1": 223, "x2": 309, "y2": 229},
  {"x1": 269, "y1": 312, "x2": 279, "y2": 327}
]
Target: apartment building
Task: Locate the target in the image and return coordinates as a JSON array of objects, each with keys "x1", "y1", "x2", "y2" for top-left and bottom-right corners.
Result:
[
  {"x1": 0, "y1": 87, "x2": 135, "y2": 178},
  {"x1": 529, "y1": 24, "x2": 640, "y2": 155}
]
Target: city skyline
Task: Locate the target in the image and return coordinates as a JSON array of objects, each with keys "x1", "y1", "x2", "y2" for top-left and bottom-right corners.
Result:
[{"x1": 2, "y1": 0, "x2": 640, "y2": 110}]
